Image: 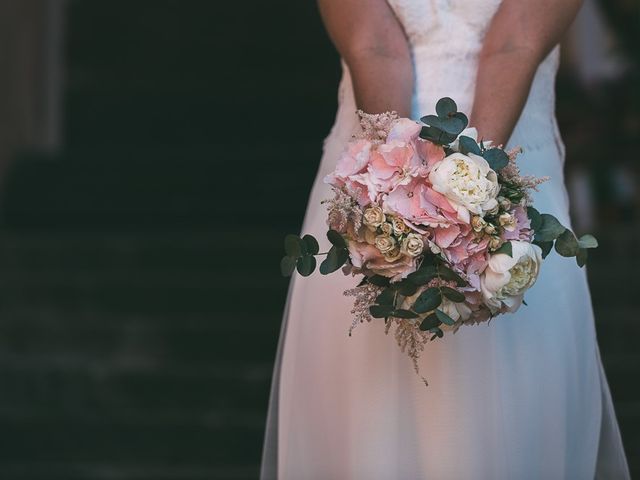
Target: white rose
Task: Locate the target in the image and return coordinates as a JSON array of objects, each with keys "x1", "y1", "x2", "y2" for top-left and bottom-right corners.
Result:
[
  {"x1": 375, "y1": 234, "x2": 396, "y2": 254},
  {"x1": 390, "y1": 216, "x2": 410, "y2": 236},
  {"x1": 363, "y1": 205, "x2": 385, "y2": 230},
  {"x1": 480, "y1": 241, "x2": 543, "y2": 313},
  {"x1": 400, "y1": 233, "x2": 424, "y2": 257},
  {"x1": 428, "y1": 152, "x2": 499, "y2": 223}
]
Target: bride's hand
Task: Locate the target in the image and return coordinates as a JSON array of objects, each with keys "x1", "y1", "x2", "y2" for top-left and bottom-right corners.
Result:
[
  {"x1": 470, "y1": 0, "x2": 583, "y2": 146},
  {"x1": 318, "y1": 0, "x2": 414, "y2": 117}
]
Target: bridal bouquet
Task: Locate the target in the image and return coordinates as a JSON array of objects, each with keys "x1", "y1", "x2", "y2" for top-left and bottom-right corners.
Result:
[{"x1": 281, "y1": 98, "x2": 597, "y2": 380}]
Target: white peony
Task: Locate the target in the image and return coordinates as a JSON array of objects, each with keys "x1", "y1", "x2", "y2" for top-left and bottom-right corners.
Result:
[
  {"x1": 480, "y1": 241, "x2": 543, "y2": 313},
  {"x1": 428, "y1": 152, "x2": 499, "y2": 223}
]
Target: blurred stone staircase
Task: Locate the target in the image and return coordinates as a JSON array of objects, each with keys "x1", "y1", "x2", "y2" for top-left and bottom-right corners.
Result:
[{"x1": 0, "y1": 1, "x2": 635, "y2": 479}]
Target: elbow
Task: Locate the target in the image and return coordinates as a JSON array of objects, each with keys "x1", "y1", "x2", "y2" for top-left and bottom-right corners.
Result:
[{"x1": 342, "y1": 37, "x2": 411, "y2": 67}]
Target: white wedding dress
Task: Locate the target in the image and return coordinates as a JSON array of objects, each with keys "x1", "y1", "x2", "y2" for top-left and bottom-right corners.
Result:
[{"x1": 261, "y1": 0, "x2": 631, "y2": 478}]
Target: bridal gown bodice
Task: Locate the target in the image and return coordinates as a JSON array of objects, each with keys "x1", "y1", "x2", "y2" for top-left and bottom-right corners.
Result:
[{"x1": 261, "y1": 1, "x2": 630, "y2": 479}]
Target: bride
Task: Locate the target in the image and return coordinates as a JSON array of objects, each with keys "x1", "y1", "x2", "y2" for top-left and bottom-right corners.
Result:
[{"x1": 261, "y1": 0, "x2": 631, "y2": 478}]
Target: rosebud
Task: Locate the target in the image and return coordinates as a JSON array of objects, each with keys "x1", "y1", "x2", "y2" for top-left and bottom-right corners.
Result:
[
  {"x1": 498, "y1": 213, "x2": 517, "y2": 232},
  {"x1": 471, "y1": 215, "x2": 487, "y2": 233},
  {"x1": 363, "y1": 205, "x2": 385, "y2": 230},
  {"x1": 484, "y1": 223, "x2": 497, "y2": 235},
  {"x1": 489, "y1": 236, "x2": 502, "y2": 251}
]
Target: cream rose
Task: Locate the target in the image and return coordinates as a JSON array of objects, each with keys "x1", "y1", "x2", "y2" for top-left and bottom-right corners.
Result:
[
  {"x1": 428, "y1": 152, "x2": 499, "y2": 223},
  {"x1": 390, "y1": 216, "x2": 410, "y2": 236},
  {"x1": 374, "y1": 234, "x2": 396, "y2": 254},
  {"x1": 400, "y1": 233, "x2": 424, "y2": 257},
  {"x1": 480, "y1": 241, "x2": 542, "y2": 313},
  {"x1": 363, "y1": 205, "x2": 385, "y2": 230}
]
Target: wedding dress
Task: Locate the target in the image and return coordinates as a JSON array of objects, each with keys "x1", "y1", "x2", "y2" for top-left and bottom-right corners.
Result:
[{"x1": 261, "y1": 0, "x2": 631, "y2": 478}]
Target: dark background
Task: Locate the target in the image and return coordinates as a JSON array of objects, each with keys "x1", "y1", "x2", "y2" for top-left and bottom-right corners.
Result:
[{"x1": 0, "y1": 1, "x2": 637, "y2": 479}]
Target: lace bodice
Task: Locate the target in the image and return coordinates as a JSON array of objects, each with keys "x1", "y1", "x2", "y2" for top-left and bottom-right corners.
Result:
[{"x1": 327, "y1": 0, "x2": 563, "y2": 160}]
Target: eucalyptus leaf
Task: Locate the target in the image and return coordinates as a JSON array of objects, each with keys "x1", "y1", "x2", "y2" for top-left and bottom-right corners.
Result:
[
  {"x1": 419, "y1": 313, "x2": 441, "y2": 331},
  {"x1": 419, "y1": 126, "x2": 458, "y2": 145},
  {"x1": 319, "y1": 245, "x2": 348, "y2": 275},
  {"x1": 430, "y1": 327, "x2": 444, "y2": 340},
  {"x1": 369, "y1": 304, "x2": 394, "y2": 319},
  {"x1": 527, "y1": 207, "x2": 542, "y2": 232},
  {"x1": 436, "y1": 97, "x2": 457, "y2": 118},
  {"x1": 280, "y1": 256, "x2": 296, "y2": 277},
  {"x1": 554, "y1": 229, "x2": 579, "y2": 257},
  {"x1": 483, "y1": 148, "x2": 509, "y2": 170},
  {"x1": 534, "y1": 214, "x2": 566, "y2": 242},
  {"x1": 302, "y1": 234, "x2": 319, "y2": 255},
  {"x1": 284, "y1": 234, "x2": 302, "y2": 258},
  {"x1": 435, "y1": 309, "x2": 456, "y2": 326},
  {"x1": 327, "y1": 229, "x2": 347, "y2": 248},
  {"x1": 397, "y1": 280, "x2": 418, "y2": 296},
  {"x1": 441, "y1": 286, "x2": 465, "y2": 303},
  {"x1": 376, "y1": 288, "x2": 396, "y2": 306},
  {"x1": 458, "y1": 135, "x2": 482, "y2": 155},
  {"x1": 576, "y1": 248, "x2": 588, "y2": 267},
  {"x1": 407, "y1": 265, "x2": 438, "y2": 285},
  {"x1": 578, "y1": 234, "x2": 598, "y2": 249},
  {"x1": 437, "y1": 265, "x2": 468, "y2": 286},
  {"x1": 413, "y1": 287, "x2": 442, "y2": 313},
  {"x1": 391, "y1": 309, "x2": 419, "y2": 319},
  {"x1": 296, "y1": 255, "x2": 316, "y2": 277},
  {"x1": 420, "y1": 115, "x2": 467, "y2": 135},
  {"x1": 368, "y1": 275, "x2": 391, "y2": 287},
  {"x1": 452, "y1": 112, "x2": 469, "y2": 130},
  {"x1": 492, "y1": 241, "x2": 513, "y2": 257},
  {"x1": 533, "y1": 240, "x2": 554, "y2": 259}
]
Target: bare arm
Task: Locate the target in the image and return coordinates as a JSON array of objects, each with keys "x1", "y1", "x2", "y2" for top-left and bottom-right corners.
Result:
[
  {"x1": 318, "y1": 0, "x2": 413, "y2": 116},
  {"x1": 470, "y1": 0, "x2": 583, "y2": 146}
]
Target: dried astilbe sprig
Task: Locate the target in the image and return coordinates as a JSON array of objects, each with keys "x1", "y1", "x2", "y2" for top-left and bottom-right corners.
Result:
[
  {"x1": 499, "y1": 147, "x2": 549, "y2": 205},
  {"x1": 344, "y1": 282, "x2": 383, "y2": 336},
  {"x1": 387, "y1": 318, "x2": 431, "y2": 386},
  {"x1": 322, "y1": 186, "x2": 364, "y2": 233},
  {"x1": 354, "y1": 110, "x2": 399, "y2": 143}
]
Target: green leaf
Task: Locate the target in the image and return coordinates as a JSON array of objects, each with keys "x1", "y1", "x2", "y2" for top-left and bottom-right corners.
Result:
[
  {"x1": 397, "y1": 280, "x2": 418, "y2": 296},
  {"x1": 296, "y1": 255, "x2": 316, "y2": 277},
  {"x1": 407, "y1": 265, "x2": 438, "y2": 285},
  {"x1": 376, "y1": 288, "x2": 396, "y2": 306},
  {"x1": 391, "y1": 309, "x2": 419, "y2": 319},
  {"x1": 533, "y1": 240, "x2": 554, "y2": 259},
  {"x1": 534, "y1": 214, "x2": 566, "y2": 242},
  {"x1": 554, "y1": 229, "x2": 579, "y2": 257},
  {"x1": 437, "y1": 265, "x2": 468, "y2": 286},
  {"x1": 327, "y1": 229, "x2": 347, "y2": 248},
  {"x1": 435, "y1": 97, "x2": 457, "y2": 118},
  {"x1": 483, "y1": 148, "x2": 509, "y2": 170},
  {"x1": 435, "y1": 309, "x2": 456, "y2": 326},
  {"x1": 368, "y1": 275, "x2": 391, "y2": 287},
  {"x1": 369, "y1": 304, "x2": 394, "y2": 318},
  {"x1": 419, "y1": 313, "x2": 441, "y2": 331},
  {"x1": 420, "y1": 115, "x2": 467, "y2": 136},
  {"x1": 492, "y1": 241, "x2": 513, "y2": 257},
  {"x1": 452, "y1": 112, "x2": 469, "y2": 130},
  {"x1": 458, "y1": 135, "x2": 481, "y2": 155},
  {"x1": 302, "y1": 234, "x2": 319, "y2": 255},
  {"x1": 578, "y1": 234, "x2": 598, "y2": 249},
  {"x1": 319, "y1": 245, "x2": 349, "y2": 275},
  {"x1": 413, "y1": 287, "x2": 442, "y2": 313},
  {"x1": 280, "y1": 256, "x2": 296, "y2": 277},
  {"x1": 419, "y1": 126, "x2": 458, "y2": 145},
  {"x1": 576, "y1": 248, "x2": 588, "y2": 267},
  {"x1": 527, "y1": 207, "x2": 543, "y2": 232},
  {"x1": 441, "y1": 287, "x2": 465, "y2": 303},
  {"x1": 430, "y1": 327, "x2": 444, "y2": 340},
  {"x1": 284, "y1": 234, "x2": 302, "y2": 258}
]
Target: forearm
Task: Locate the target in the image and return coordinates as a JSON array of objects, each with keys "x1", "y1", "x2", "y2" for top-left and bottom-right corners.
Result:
[
  {"x1": 470, "y1": 49, "x2": 539, "y2": 146},
  {"x1": 345, "y1": 51, "x2": 413, "y2": 117},
  {"x1": 469, "y1": 0, "x2": 582, "y2": 146}
]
